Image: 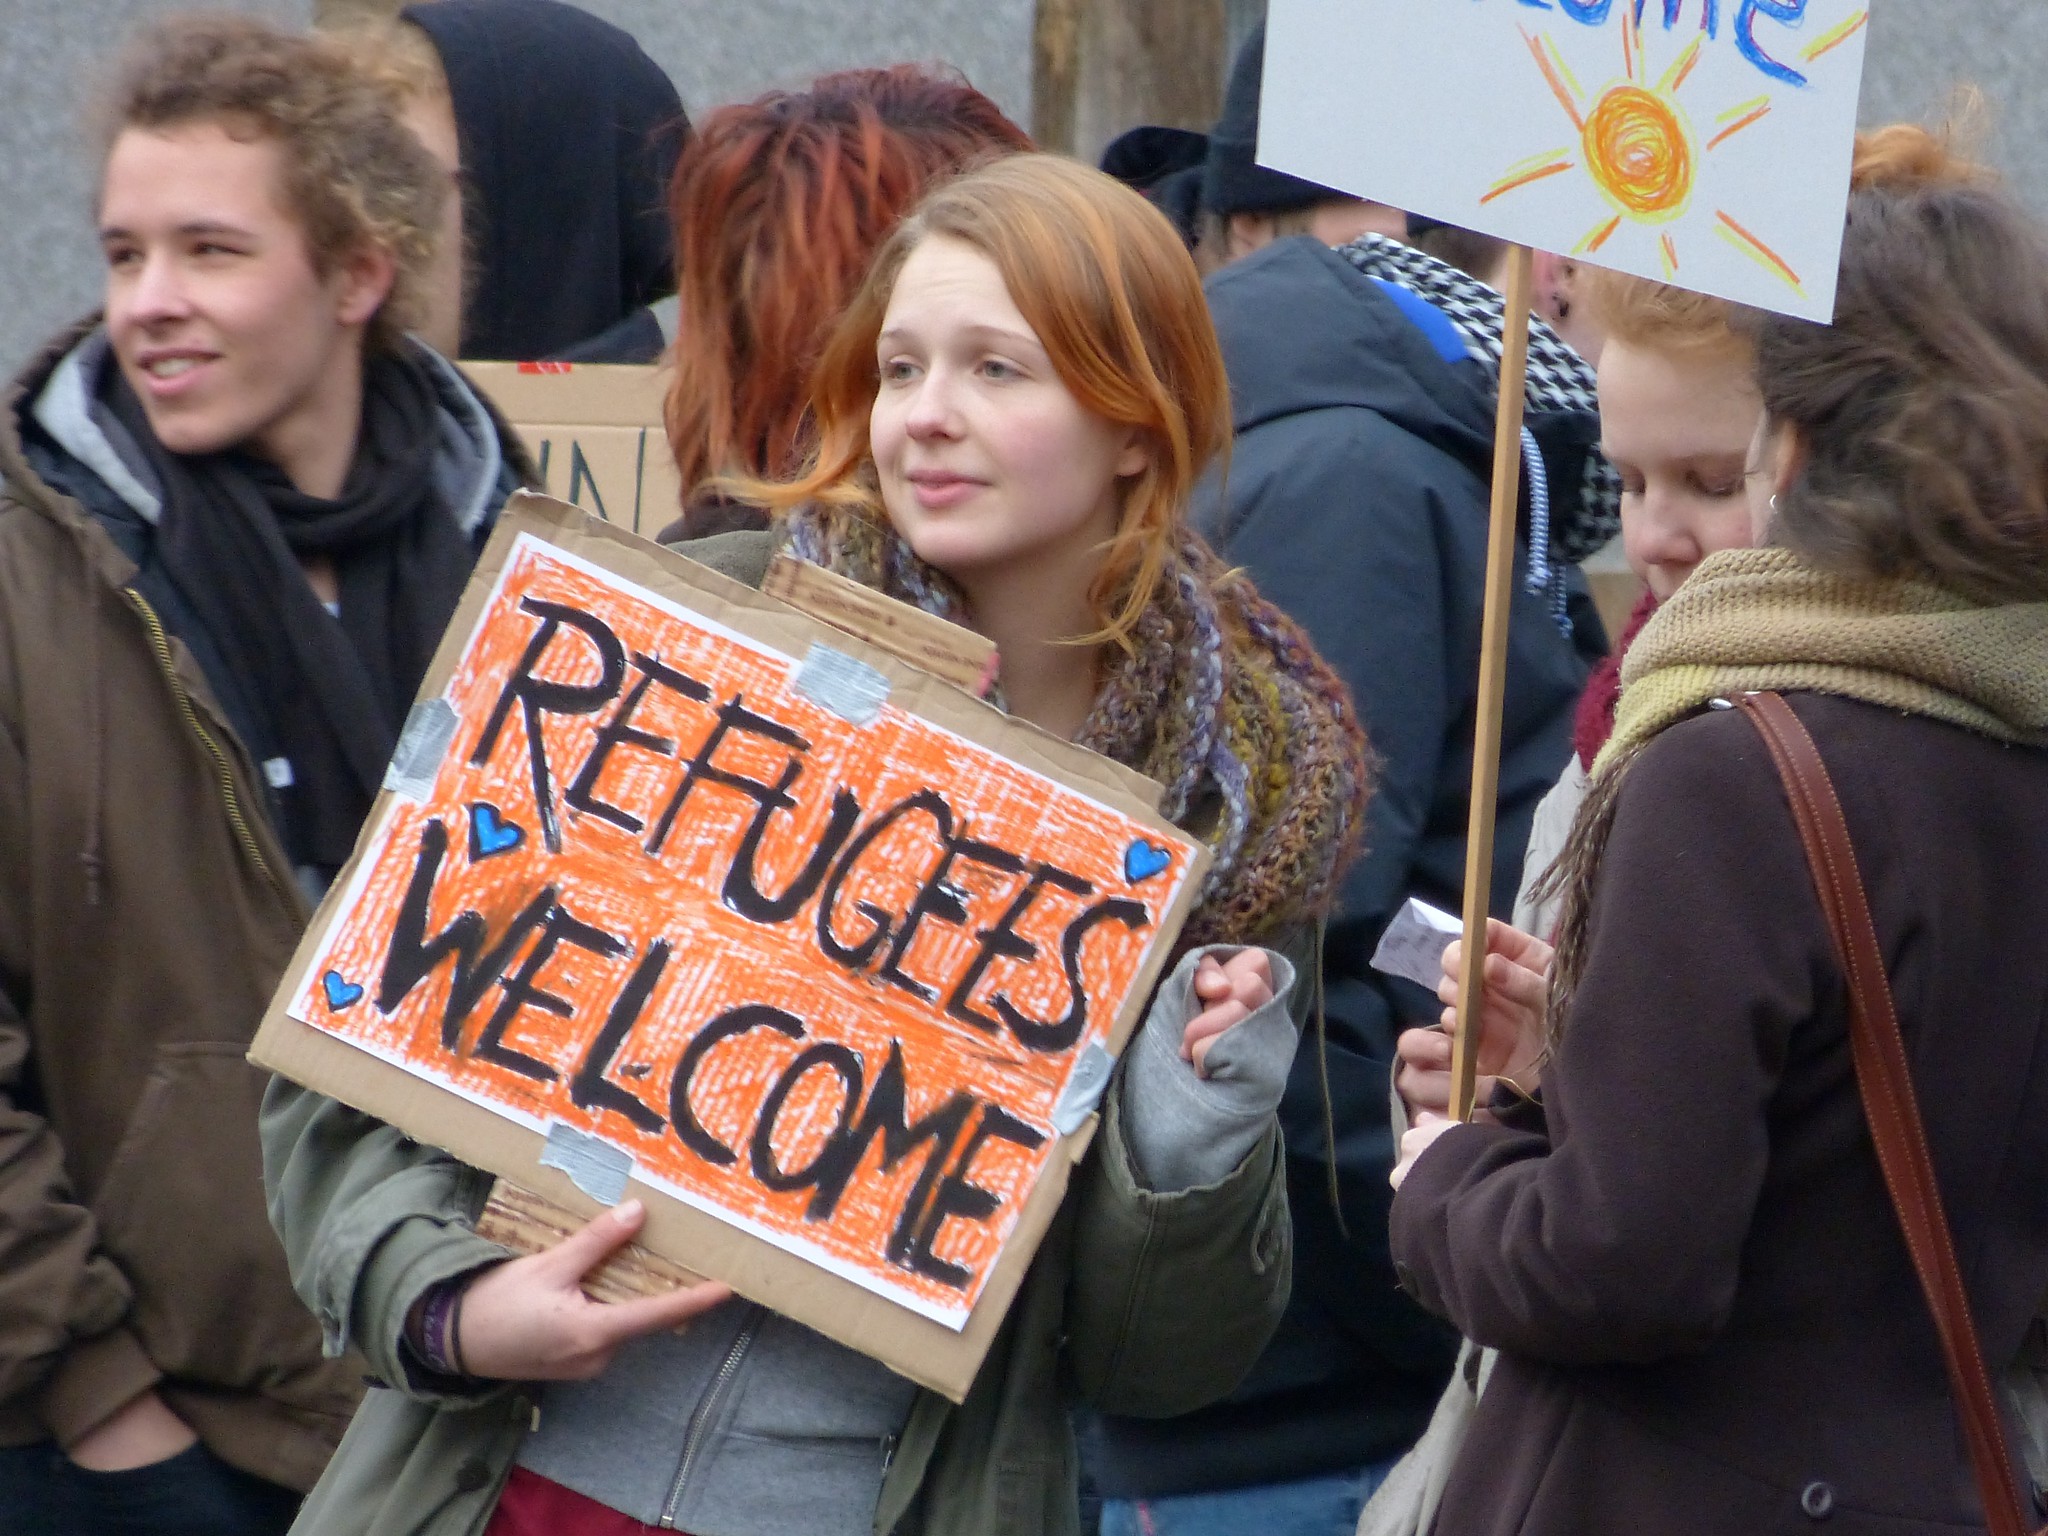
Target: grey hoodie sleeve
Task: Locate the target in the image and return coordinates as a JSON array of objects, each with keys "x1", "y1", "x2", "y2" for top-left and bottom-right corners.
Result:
[{"x1": 1118, "y1": 944, "x2": 1300, "y2": 1192}]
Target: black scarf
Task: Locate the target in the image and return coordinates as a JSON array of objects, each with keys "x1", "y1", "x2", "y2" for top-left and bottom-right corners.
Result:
[{"x1": 106, "y1": 351, "x2": 476, "y2": 874}]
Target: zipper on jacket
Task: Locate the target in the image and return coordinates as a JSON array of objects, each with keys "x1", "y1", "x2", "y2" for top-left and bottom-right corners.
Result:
[
  {"x1": 659, "y1": 1306, "x2": 762, "y2": 1529},
  {"x1": 124, "y1": 588, "x2": 294, "y2": 908}
]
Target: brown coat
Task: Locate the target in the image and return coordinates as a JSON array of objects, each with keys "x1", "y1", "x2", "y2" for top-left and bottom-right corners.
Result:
[
  {"x1": 0, "y1": 325, "x2": 528, "y2": 1492},
  {"x1": 1392, "y1": 692, "x2": 2048, "y2": 1535}
]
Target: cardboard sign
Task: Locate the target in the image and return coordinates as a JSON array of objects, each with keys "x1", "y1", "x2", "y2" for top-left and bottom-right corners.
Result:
[
  {"x1": 463, "y1": 362, "x2": 684, "y2": 536},
  {"x1": 253, "y1": 495, "x2": 1207, "y2": 1397},
  {"x1": 1260, "y1": 0, "x2": 1871, "y2": 321}
]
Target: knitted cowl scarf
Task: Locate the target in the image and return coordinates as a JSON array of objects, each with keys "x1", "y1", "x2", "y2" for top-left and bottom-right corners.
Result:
[
  {"x1": 1542, "y1": 545, "x2": 2048, "y2": 1035},
  {"x1": 776, "y1": 502, "x2": 1373, "y2": 948}
]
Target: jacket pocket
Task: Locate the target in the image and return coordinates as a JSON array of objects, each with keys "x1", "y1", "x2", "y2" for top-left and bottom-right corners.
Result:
[{"x1": 92, "y1": 1042, "x2": 345, "y2": 1410}]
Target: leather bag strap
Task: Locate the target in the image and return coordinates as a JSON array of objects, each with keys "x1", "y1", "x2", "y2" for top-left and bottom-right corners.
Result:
[{"x1": 1737, "y1": 690, "x2": 2037, "y2": 1536}]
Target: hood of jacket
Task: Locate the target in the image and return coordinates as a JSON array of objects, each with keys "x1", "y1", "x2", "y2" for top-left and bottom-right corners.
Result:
[
  {"x1": 401, "y1": 0, "x2": 687, "y2": 362},
  {"x1": 1203, "y1": 237, "x2": 1500, "y2": 490},
  {"x1": 1337, "y1": 232, "x2": 1620, "y2": 562}
]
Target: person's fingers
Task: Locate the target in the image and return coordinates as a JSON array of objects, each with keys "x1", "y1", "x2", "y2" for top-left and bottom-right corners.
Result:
[
  {"x1": 1232, "y1": 973, "x2": 1275, "y2": 1012},
  {"x1": 1486, "y1": 951, "x2": 1547, "y2": 999},
  {"x1": 581, "y1": 1279, "x2": 734, "y2": 1351},
  {"x1": 1192, "y1": 959, "x2": 1232, "y2": 1001},
  {"x1": 1397, "y1": 1026, "x2": 1452, "y2": 1069},
  {"x1": 1396, "y1": 1063, "x2": 1451, "y2": 1113},
  {"x1": 1183, "y1": 999, "x2": 1250, "y2": 1063},
  {"x1": 1221, "y1": 948, "x2": 1273, "y2": 991},
  {"x1": 539, "y1": 1199, "x2": 648, "y2": 1283},
  {"x1": 1487, "y1": 919, "x2": 1555, "y2": 976},
  {"x1": 1392, "y1": 1112, "x2": 1456, "y2": 1191},
  {"x1": 1436, "y1": 938, "x2": 1465, "y2": 1003}
]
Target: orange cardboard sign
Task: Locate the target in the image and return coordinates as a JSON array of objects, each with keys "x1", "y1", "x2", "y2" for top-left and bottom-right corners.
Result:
[{"x1": 274, "y1": 503, "x2": 1203, "y2": 1332}]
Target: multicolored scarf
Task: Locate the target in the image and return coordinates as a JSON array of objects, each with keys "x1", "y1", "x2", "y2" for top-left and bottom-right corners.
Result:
[{"x1": 777, "y1": 502, "x2": 1373, "y2": 947}]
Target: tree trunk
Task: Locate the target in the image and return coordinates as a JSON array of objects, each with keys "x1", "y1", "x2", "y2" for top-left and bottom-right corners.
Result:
[{"x1": 1034, "y1": 0, "x2": 1228, "y2": 164}]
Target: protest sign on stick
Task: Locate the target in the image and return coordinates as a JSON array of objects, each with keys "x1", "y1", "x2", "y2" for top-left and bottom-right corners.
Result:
[
  {"x1": 1261, "y1": 0, "x2": 1870, "y2": 1117},
  {"x1": 1260, "y1": 0, "x2": 1871, "y2": 323},
  {"x1": 252, "y1": 494, "x2": 1207, "y2": 1399},
  {"x1": 1452, "y1": 246, "x2": 1535, "y2": 1122}
]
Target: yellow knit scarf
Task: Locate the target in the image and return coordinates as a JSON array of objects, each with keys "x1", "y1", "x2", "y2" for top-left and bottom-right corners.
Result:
[
  {"x1": 1541, "y1": 547, "x2": 2048, "y2": 1040},
  {"x1": 1593, "y1": 546, "x2": 2048, "y2": 780}
]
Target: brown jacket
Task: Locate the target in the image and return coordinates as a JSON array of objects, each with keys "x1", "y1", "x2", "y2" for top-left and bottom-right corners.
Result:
[
  {"x1": 1393, "y1": 692, "x2": 2048, "y2": 1534},
  {"x1": 0, "y1": 324, "x2": 528, "y2": 1492}
]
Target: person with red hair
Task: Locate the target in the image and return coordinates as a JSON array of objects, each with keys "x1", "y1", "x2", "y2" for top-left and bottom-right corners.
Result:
[{"x1": 661, "y1": 65, "x2": 1031, "y2": 539}]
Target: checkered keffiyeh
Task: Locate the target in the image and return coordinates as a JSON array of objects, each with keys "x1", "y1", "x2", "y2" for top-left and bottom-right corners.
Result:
[{"x1": 1336, "y1": 233, "x2": 1622, "y2": 564}]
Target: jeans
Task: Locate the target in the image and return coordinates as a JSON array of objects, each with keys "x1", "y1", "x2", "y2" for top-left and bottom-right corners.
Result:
[
  {"x1": 1099, "y1": 1458, "x2": 1397, "y2": 1536},
  {"x1": 0, "y1": 1440, "x2": 300, "y2": 1536}
]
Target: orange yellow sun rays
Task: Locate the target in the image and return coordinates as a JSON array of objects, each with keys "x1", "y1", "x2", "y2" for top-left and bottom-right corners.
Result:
[{"x1": 1482, "y1": 19, "x2": 1835, "y2": 297}]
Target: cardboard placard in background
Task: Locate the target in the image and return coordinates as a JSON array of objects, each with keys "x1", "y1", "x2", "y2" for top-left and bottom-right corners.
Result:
[
  {"x1": 464, "y1": 362, "x2": 683, "y2": 536},
  {"x1": 253, "y1": 495, "x2": 1207, "y2": 1398},
  {"x1": 1260, "y1": 0, "x2": 1871, "y2": 322}
]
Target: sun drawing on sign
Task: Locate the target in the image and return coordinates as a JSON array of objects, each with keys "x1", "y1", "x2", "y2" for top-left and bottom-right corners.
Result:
[{"x1": 1483, "y1": 7, "x2": 1868, "y2": 293}]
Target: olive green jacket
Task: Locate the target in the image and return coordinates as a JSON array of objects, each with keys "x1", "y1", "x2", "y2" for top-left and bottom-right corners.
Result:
[{"x1": 262, "y1": 529, "x2": 1298, "y2": 1536}]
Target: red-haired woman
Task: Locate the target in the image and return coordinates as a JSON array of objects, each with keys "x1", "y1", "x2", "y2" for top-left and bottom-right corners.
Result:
[
  {"x1": 661, "y1": 65, "x2": 1031, "y2": 539},
  {"x1": 265, "y1": 153, "x2": 1371, "y2": 1536}
]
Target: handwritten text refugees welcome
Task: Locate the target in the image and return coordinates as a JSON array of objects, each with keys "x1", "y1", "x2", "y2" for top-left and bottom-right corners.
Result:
[{"x1": 289, "y1": 531, "x2": 1200, "y2": 1327}]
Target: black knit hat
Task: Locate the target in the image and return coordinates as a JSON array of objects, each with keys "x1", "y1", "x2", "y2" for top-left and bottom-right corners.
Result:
[
  {"x1": 1202, "y1": 21, "x2": 1347, "y2": 217},
  {"x1": 1098, "y1": 125, "x2": 1208, "y2": 248}
]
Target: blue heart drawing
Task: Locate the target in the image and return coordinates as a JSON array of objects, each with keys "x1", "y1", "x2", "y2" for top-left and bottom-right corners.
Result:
[
  {"x1": 469, "y1": 803, "x2": 525, "y2": 861},
  {"x1": 1124, "y1": 839, "x2": 1172, "y2": 884},
  {"x1": 322, "y1": 970, "x2": 364, "y2": 1011}
]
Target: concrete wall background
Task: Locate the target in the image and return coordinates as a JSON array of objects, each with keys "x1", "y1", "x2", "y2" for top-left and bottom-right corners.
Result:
[
  {"x1": 0, "y1": 0, "x2": 312, "y2": 376},
  {"x1": 564, "y1": 1, "x2": 1031, "y2": 135},
  {"x1": 0, "y1": 0, "x2": 2043, "y2": 375},
  {"x1": 1858, "y1": 0, "x2": 2048, "y2": 216}
]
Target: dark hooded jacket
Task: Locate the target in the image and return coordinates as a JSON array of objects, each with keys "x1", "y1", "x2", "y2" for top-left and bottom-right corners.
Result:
[
  {"x1": 403, "y1": 0, "x2": 687, "y2": 362},
  {"x1": 1090, "y1": 236, "x2": 1605, "y2": 1496}
]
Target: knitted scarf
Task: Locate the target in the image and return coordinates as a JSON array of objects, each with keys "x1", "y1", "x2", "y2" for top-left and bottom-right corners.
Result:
[
  {"x1": 1334, "y1": 232, "x2": 1621, "y2": 563},
  {"x1": 776, "y1": 502, "x2": 1372, "y2": 947},
  {"x1": 1544, "y1": 546, "x2": 2048, "y2": 1032}
]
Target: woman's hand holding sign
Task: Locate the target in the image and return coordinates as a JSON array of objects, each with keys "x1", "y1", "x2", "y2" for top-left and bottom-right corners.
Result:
[
  {"x1": 456, "y1": 1200, "x2": 731, "y2": 1381},
  {"x1": 1393, "y1": 919, "x2": 1551, "y2": 1133}
]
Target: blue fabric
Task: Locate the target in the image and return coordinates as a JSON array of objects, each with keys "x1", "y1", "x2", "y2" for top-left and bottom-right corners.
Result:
[
  {"x1": 1366, "y1": 277, "x2": 1472, "y2": 366},
  {"x1": 1099, "y1": 1459, "x2": 1396, "y2": 1536},
  {"x1": 0, "y1": 1442, "x2": 299, "y2": 1536}
]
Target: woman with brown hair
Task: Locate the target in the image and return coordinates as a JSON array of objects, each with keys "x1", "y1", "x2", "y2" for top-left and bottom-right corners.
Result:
[
  {"x1": 660, "y1": 66, "x2": 1031, "y2": 538},
  {"x1": 1387, "y1": 126, "x2": 2048, "y2": 1534}
]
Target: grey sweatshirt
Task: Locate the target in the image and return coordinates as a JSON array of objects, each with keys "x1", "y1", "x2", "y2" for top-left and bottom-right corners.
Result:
[{"x1": 516, "y1": 944, "x2": 1300, "y2": 1533}]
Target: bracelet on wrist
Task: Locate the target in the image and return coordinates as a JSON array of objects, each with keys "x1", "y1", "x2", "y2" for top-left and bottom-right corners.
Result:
[{"x1": 411, "y1": 1279, "x2": 469, "y2": 1377}]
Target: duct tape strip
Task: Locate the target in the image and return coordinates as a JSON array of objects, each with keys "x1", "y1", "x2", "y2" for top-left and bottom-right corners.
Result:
[
  {"x1": 539, "y1": 1122, "x2": 636, "y2": 1206},
  {"x1": 792, "y1": 643, "x2": 891, "y2": 726},
  {"x1": 1051, "y1": 1042, "x2": 1115, "y2": 1136},
  {"x1": 383, "y1": 697, "x2": 461, "y2": 800}
]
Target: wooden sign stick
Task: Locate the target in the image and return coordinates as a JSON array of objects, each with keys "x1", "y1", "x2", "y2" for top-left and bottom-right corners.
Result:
[{"x1": 1450, "y1": 244, "x2": 1536, "y2": 1124}]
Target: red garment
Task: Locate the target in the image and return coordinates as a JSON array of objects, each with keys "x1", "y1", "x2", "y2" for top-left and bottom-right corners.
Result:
[
  {"x1": 485, "y1": 1466, "x2": 680, "y2": 1536},
  {"x1": 1571, "y1": 588, "x2": 1660, "y2": 767}
]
